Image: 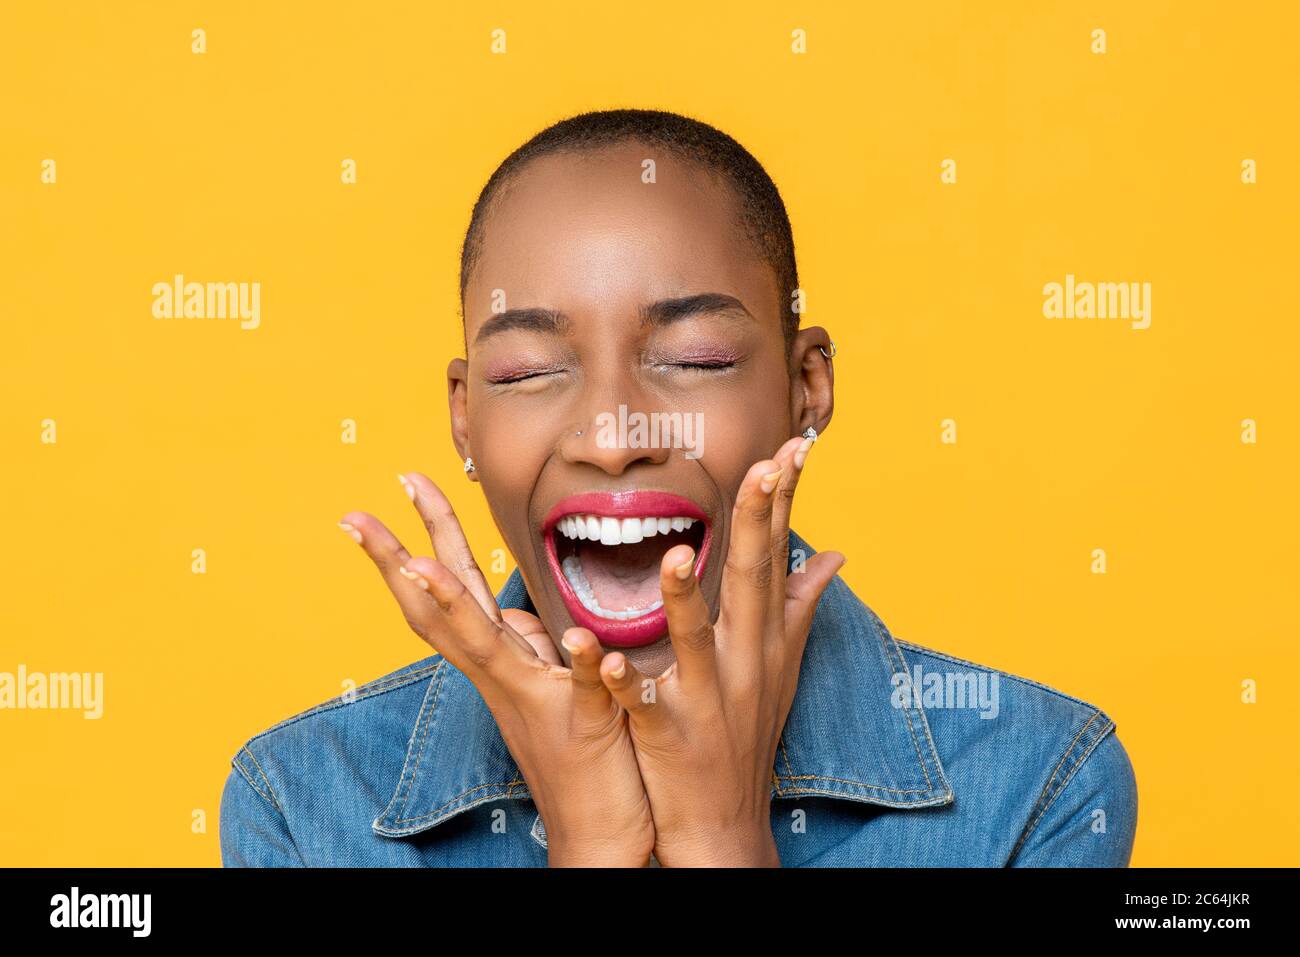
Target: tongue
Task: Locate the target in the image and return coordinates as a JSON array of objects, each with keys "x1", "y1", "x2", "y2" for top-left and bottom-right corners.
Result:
[{"x1": 579, "y1": 539, "x2": 669, "y2": 611}]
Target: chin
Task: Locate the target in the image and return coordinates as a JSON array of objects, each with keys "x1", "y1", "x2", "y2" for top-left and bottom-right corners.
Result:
[{"x1": 539, "y1": 490, "x2": 713, "y2": 648}]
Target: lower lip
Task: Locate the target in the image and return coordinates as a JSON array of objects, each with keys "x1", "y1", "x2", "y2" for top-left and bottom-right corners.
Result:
[{"x1": 542, "y1": 522, "x2": 713, "y2": 648}]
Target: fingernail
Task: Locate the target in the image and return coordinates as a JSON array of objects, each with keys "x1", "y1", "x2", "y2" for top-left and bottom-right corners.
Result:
[
  {"x1": 338, "y1": 522, "x2": 363, "y2": 544},
  {"x1": 760, "y1": 467, "x2": 784, "y2": 495},
  {"x1": 610, "y1": 661, "x2": 626, "y2": 680},
  {"x1": 398, "y1": 474, "x2": 415, "y2": 500},
  {"x1": 561, "y1": 635, "x2": 579, "y2": 654},
  {"x1": 398, "y1": 566, "x2": 428, "y2": 590},
  {"x1": 794, "y1": 436, "x2": 814, "y2": 470},
  {"x1": 673, "y1": 552, "x2": 695, "y2": 580}
]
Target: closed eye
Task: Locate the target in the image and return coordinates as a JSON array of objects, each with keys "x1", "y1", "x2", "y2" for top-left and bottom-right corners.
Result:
[
  {"x1": 667, "y1": 361, "x2": 736, "y2": 372},
  {"x1": 487, "y1": 368, "x2": 566, "y2": 385}
]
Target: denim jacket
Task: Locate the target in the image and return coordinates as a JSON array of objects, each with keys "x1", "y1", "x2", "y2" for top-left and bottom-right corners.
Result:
[{"x1": 220, "y1": 529, "x2": 1138, "y2": 866}]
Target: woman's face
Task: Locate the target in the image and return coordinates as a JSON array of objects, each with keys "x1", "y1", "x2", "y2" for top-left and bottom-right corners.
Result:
[{"x1": 449, "y1": 141, "x2": 832, "y2": 675}]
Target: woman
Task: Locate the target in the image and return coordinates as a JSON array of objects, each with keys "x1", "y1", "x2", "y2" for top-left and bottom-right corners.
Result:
[{"x1": 220, "y1": 108, "x2": 1137, "y2": 867}]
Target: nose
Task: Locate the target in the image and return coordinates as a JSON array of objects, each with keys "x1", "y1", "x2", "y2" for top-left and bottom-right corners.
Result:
[{"x1": 559, "y1": 389, "x2": 673, "y2": 477}]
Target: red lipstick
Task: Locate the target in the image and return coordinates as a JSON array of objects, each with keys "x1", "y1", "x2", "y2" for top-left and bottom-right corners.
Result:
[{"x1": 542, "y1": 491, "x2": 712, "y2": 648}]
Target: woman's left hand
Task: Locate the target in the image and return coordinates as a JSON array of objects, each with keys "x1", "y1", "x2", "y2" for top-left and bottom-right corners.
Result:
[{"x1": 598, "y1": 433, "x2": 845, "y2": 866}]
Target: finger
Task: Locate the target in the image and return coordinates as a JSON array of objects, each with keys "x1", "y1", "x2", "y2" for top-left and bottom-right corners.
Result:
[
  {"x1": 399, "y1": 471, "x2": 503, "y2": 622},
  {"x1": 717, "y1": 457, "x2": 783, "y2": 652},
  {"x1": 599, "y1": 652, "x2": 667, "y2": 732},
  {"x1": 560, "y1": 627, "x2": 617, "y2": 727},
  {"x1": 338, "y1": 510, "x2": 433, "y2": 639},
  {"x1": 503, "y1": 608, "x2": 563, "y2": 665},
  {"x1": 767, "y1": 434, "x2": 810, "y2": 615},
  {"x1": 783, "y1": 550, "x2": 847, "y2": 656},
  {"x1": 658, "y1": 542, "x2": 717, "y2": 691},
  {"x1": 400, "y1": 555, "x2": 535, "y2": 682}
]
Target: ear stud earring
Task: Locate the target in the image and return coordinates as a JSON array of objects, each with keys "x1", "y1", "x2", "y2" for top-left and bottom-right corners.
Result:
[
  {"x1": 802, "y1": 426, "x2": 818, "y2": 441},
  {"x1": 463, "y1": 457, "x2": 476, "y2": 474}
]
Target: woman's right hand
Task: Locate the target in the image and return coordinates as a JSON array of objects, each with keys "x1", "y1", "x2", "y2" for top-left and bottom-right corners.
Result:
[{"x1": 338, "y1": 471, "x2": 655, "y2": 867}]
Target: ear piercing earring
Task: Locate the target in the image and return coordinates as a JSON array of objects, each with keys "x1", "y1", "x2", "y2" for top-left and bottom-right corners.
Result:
[
  {"x1": 818, "y1": 340, "x2": 837, "y2": 359},
  {"x1": 802, "y1": 426, "x2": 818, "y2": 441},
  {"x1": 463, "y1": 456, "x2": 476, "y2": 474}
]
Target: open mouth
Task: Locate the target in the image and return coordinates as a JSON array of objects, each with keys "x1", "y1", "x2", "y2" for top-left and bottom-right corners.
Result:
[{"x1": 542, "y1": 491, "x2": 712, "y2": 648}]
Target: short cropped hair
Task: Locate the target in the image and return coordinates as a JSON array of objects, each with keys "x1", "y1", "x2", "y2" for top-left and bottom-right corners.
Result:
[{"x1": 458, "y1": 108, "x2": 800, "y2": 345}]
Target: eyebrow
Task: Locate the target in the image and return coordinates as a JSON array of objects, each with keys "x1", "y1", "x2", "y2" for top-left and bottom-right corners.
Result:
[{"x1": 474, "y1": 292, "x2": 753, "y2": 345}]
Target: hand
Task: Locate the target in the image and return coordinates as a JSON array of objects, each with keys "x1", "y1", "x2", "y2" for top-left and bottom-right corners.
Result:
[
  {"x1": 596, "y1": 434, "x2": 845, "y2": 866},
  {"x1": 339, "y1": 472, "x2": 655, "y2": 867}
]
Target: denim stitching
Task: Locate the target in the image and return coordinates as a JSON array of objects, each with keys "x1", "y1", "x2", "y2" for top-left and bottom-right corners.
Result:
[
  {"x1": 384, "y1": 782, "x2": 531, "y2": 832},
  {"x1": 393, "y1": 778, "x2": 530, "y2": 825},
  {"x1": 238, "y1": 745, "x2": 282, "y2": 812},
  {"x1": 776, "y1": 773, "x2": 933, "y2": 794},
  {"x1": 394, "y1": 657, "x2": 449, "y2": 818},
  {"x1": 231, "y1": 753, "x2": 274, "y2": 806},
  {"x1": 775, "y1": 736, "x2": 935, "y2": 796},
  {"x1": 779, "y1": 735, "x2": 796, "y2": 779},
  {"x1": 1008, "y1": 721, "x2": 1113, "y2": 863},
  {"x1": 774, "y1": 784, "x2": 951, "y2": 808},
  {"x1": 873, "y1": 610, "x2": 936, "y2": 791},
  {"x1": 373, "y1": 659, "x2": 446, "y2": 828},
  {"x1": 888, "y1": 633, "x2": 953, "y2": 798},
  {"x1": 1008, "y1": 711, "x2": 1107, "y2": 860}
]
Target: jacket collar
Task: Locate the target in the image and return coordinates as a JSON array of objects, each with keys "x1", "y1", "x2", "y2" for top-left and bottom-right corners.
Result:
[{"x1": 373, "y1": 528, "x2": 953, "y2": 839}]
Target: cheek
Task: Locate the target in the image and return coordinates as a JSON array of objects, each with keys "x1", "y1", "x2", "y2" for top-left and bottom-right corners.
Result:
[
  {"x1": 694, "y1": 385, "x2": 791, "y2": 477},
  {"x1": 471, "y1": 405, "x2": 553, "y2": 499}
]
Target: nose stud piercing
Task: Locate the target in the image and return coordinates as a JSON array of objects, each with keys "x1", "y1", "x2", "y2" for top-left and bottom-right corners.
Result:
[
  {"x1": 819, "y1": 340, "x2": 837, "y2": 359},
  {"x1": 463, "y1": 457, "x2": 476, "y2": 473}
]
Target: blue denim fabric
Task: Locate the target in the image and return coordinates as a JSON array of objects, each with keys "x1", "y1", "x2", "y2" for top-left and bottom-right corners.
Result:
[{"x1": 220, "y1": 529, "x2": 1137, "y2": 866}]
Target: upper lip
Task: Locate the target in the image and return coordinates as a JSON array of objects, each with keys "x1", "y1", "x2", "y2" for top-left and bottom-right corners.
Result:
[{"x1": 541, "y1": 490, "x2": 708, "y2": 533}]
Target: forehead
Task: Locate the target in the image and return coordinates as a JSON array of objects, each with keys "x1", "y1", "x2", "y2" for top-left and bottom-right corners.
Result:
[{"x1": 464, "y1": 142, "x2": 779, "y2": 339}]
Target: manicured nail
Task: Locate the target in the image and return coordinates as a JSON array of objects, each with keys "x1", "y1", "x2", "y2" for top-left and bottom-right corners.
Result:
[
  {"x1": 338, "y1": 522, "x2": 363, "y2": 544},
  {"x1": 398, "y1": 474, "x2": 415, "y2": 500},
  {"x1": 674, "y1": 552, "x2": 695, "y2": 580},
  {"x1": 610, "y1": 661, "x2": 626, "y2": 680},
  {"x1": 794, "y1": 436, "x2": 815, "y2": 470},
  {"x1": 398, "y1": 566, "x2": 428, "y2": 590},
  {"x1": 760, "y1": 467, "x2": 784, "y2": 495}
]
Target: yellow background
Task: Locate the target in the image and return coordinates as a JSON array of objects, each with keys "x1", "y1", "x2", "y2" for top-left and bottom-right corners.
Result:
[{"x1": 2, "y1": 1, "x2": 1296, "y2": 866}]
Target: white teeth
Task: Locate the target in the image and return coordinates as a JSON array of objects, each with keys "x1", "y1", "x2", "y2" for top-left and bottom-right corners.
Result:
[
  {"x1": 600, "y1": 517, "x2": 621, "y2": 545},
  {"x1": 560, "y1": 555, "x2": 665, "y2": 620},
  {"x1": 553, "y1": 514, "x2": 704, "y2": 542}
]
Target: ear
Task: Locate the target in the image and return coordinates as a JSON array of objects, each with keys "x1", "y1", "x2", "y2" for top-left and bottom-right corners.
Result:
[
  {"x1": 788, "y1": 326, "x2": 835, "y2": 438},
  {"x1": 446, "y1": 357, "x2": 479, "y2": 482}
]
